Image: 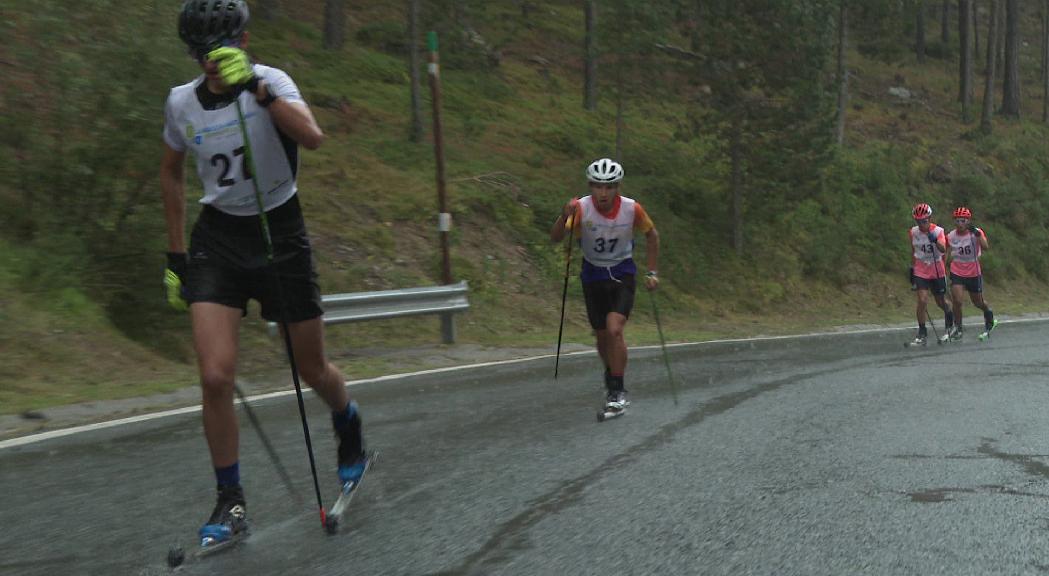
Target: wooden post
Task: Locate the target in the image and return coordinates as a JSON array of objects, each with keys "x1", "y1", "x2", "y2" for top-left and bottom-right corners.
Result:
[{"x1": 427, "y1": 32, "x2": 455, "y2": 344}]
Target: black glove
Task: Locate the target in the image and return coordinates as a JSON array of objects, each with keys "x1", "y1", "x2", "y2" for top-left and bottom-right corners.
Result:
[
  {"x1": 927, "y1": 232, "x2": 937, "y2": 243},
  {"x1": 969, "y1": 224, "x2": 980, "y2": 236},
  {"x1": 165, "y1": 252, "x2": 188, "y2": 311}
]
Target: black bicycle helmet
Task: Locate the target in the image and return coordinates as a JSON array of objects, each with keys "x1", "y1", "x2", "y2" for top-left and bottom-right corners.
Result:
[{"x1": 178, "y1": 0, "x2": 250, "y2": 51}]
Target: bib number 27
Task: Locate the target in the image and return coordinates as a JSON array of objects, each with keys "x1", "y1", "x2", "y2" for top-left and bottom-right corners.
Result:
[{"x1": 211, "y1": 146, "x2": 253, "y2": 187}]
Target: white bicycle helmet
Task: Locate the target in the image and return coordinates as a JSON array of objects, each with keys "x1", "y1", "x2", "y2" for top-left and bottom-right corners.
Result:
[{"x1": 586, "y1": 158, "x2": 624, "y2": 184}]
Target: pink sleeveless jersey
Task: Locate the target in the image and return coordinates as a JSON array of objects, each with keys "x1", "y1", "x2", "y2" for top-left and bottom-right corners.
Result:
[
  {"x1": 947, "y1": 228, "x2": 987, "y2": 278},
  {"x1": 910, "y1": 224, "x2": 946, "y2": 280}
]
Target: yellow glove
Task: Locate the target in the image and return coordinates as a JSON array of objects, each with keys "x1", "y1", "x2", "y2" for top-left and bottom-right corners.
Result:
[
  {"x1": 165, "y1": 253, "x2": 188, "y2": 312},
  {"x1": 207, "y1": 46, "x2": 257, "y2": 91}
]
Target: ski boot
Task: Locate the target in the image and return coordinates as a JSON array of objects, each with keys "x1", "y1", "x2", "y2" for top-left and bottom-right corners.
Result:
[
  {"x1": 907, "y1": 332, "x2": 928, "y2": 347},
  {"x1": 199, "y1": 484, "x2": 247, "y2": 550},
  {"x1": 978, "y1": 319, "x2": 999, "y2": 341},
  {"x1": 948, "y1": 326, "x2": 963, "y2": 342},
  {"x1": 598, "y1": 390, "x2": 629, "y2": 421}
]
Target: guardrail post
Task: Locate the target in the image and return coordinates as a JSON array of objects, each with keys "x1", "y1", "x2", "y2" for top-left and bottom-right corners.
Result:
[{"x1": 440, "y1": 312, "x2": 456, "y2": 344}]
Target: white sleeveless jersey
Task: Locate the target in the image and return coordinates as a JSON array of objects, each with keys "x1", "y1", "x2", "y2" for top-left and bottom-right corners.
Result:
[
  {"x1": 578, "y1": 195, "x2": 637, "y2": 267},
  {"x1": 163, "y1": 65, "x2": 304, "y2": 216}
]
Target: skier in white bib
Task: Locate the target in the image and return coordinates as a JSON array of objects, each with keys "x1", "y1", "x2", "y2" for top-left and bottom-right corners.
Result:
[
  {"x1": 551, "y1": 158, "x2": 660, "y2": 415},
  {"x1": 159, "y1": 0, "x2": 368, "y2": 548}
]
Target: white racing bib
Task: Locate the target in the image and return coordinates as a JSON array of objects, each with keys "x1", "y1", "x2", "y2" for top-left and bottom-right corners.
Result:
[
  {"x1": 163, "y1": 65, "x2": 303, "y2": 216},
  {"x1": 578, "y1": 195, "x2": 637, "y2": 268}
]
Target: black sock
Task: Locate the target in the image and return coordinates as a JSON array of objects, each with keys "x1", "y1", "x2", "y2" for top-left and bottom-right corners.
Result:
[
  {"x1": 607, "y1": 374, "x2": 625, "y2": 393},
  {"x1": 984, "y1": 308, "x2": 994, "y2": 329},
  {"x1": 945, "y1": 310, "x2": 954, "y2": 330},
  {"x1": 918, "y1": 324, "x2": 927, "y2": 337},
  {"x1": 332, "y1": 401, "x2": 363, "y2": 459}
]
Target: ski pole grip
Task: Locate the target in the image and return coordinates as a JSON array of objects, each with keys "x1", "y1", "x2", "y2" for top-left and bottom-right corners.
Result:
[{"x1": 427, "y1": 31, "x2": 438, "y2": 52}]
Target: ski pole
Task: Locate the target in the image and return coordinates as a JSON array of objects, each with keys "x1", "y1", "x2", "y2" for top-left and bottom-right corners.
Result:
[
  {"x1": 233, "y1": 96, "x2": 330, "y2": 531},
  {"x1": 554, "y1": 206, "x2": 576, "y2": 379},
  {"x1": 648, "y1": 289, "x2": 679, "y2": 406},
  {"x1": 234, "y1": 384, "x2": 302, "y2": 506}
]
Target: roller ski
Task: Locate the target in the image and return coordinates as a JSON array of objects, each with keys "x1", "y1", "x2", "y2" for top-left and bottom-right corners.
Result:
[
  {"x1": 325, "y1": 450, "x2": 378, "y2": 534},
  {"x1": 978, "y1": 319, "x2": 999, "y2": 341},
  {"x1": 947, "y1": 326, "x2": 963, "y2": 342},
  {"x1": 166, "y1": 484, "x2": 249, "y2": 569},
  {"x1": 904, "y1": 332, "x2": 928, "y2": 348},
  {"x1": 597, "y1": 390, "x2": 629, "y2": 422}
]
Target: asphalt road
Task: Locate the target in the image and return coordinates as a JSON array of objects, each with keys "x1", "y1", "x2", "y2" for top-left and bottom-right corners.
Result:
[{"x1": 4, "y1": 321, "x2": 1049, "y2": 575}]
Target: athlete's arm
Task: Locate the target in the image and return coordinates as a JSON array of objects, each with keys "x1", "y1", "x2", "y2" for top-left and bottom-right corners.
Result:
[
  {"x1": 256, "y1": 80, "x2": 324, "y2": 150},
  {"x1": 160, "y1": 143, "x2": 188, "y2": 253},
  {"x1": 977, "y1": 229, "x2": 989, "y2": 251},
  {"x1": 550, "y1": 199, "x2": 579, "y2": 242},
  {"x1": 644, "y1": 227, "x2": 660, "y2": 275}
]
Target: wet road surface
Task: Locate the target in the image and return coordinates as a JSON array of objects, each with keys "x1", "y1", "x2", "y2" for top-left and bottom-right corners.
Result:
[{"x1": 3, "y1": 322, "x2": 1049, "y2": 575}]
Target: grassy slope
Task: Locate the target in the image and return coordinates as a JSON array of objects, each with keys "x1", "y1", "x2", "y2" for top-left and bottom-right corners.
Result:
[{"x1": 2, "y1": 1, "x2": 1049, "y2": 414}]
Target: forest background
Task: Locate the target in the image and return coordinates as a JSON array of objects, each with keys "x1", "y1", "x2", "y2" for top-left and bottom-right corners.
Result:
[{"x1": 3, "y1": 0, "x2": 1049, "y2": 414}]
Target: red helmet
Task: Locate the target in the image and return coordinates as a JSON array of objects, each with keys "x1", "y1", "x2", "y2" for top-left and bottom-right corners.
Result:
[
  {"x1": 953, "y1": 206, "x2": 972, "y2": 219},
  {"x1": 912, "y1": 203, "x2": 933, "y2": 219}
]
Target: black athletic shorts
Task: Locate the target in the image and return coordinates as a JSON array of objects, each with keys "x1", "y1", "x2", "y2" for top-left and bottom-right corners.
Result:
[
  {"x1": 185, "y1": 194, "x2": 323, "y2": 323},
  {"x1": 950, "y1": 273, "x2": 984, "y2": 294},
  {"x1": 913, "y1": 275, "x2": 947, "y2": 295},
  {"x1": 582, "y1": 274, "x2": 636, "y2": 330}
]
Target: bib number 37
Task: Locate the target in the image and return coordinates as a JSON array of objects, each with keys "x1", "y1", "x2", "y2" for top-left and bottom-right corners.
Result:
[{"x1": 594, "y1": 238, "x2": 618, "y2": 253}]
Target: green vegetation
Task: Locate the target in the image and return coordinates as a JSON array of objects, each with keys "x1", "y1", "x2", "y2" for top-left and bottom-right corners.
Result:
[{"x1": 3, "y1": 0, "x2": 1049, "y2": 414}]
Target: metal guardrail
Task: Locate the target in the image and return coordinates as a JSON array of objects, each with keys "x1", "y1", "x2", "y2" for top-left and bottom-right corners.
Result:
[{"x1": 267, "y1": 281, "x2": 470, "y2": 344}]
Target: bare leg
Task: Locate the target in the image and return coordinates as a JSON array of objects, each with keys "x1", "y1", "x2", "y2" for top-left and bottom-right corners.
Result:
[
  {"x1": 283, "y1": 317, "x2": 348, "y2": 411},
  {"x1": 916, "y1": 289, "x2": 929, "y2": 329},
  {"x1": 950, "y1": 283, "x2": 966, "y2": 330},
  {"x1": 603, "y1": 312, "x2": 629, "y2": 375},
  {"x1": 192, "y1": 303, "x2": 243, "y2": 469}
]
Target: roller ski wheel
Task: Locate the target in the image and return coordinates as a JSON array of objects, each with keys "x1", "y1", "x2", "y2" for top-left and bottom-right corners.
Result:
[
  {"x1": 597, "y1": 391, "x2": 629, "y2": 422},
  {"x1": 166, "y1": 484, "x2": 249, "y2": 569},
  {"x1": 904, "y1": 335, "x2": 928, "y2": 348},
  {"x1": 327, "y1": 449, "x2": 379, "y2": 535}
]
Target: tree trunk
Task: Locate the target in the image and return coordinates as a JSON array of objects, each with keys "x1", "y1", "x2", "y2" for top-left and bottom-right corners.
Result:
[
  {"x1": 615, "y1": 74, "x2": 624, "y2": 161},
  {"x1": 959, "y1": 0, "x2": 974, "y2": 121},
  {"x1": 1043, "y1": 0, "x2": 1049, "y2": 122},
  {"x1": 408, "y1": 0, "x2": 424, "y2": 141},
  {"x1": 981, "y1": 0, "x2": 999, "y2": 133},
  {"x1": 974, "y1": 1, "x2": 980, "y2": 58},
  {"x1": 730, "y1": 112, "x2": 744, "y2": 257},
  {"x1": 323, "y1": 0, "x2": 346, "y2": 50},
  {"x1": 257, "y1": 0, "x2": 278, "y2": 20},
  {"x1": 917, "y1": 1, "x2": 927, "y2": 63},
  {"x1": 996, "y1": 0, "x2": 1006, "y2": 94},
  {"x1": 942, "y1": 0, "x2": 951, "y2": 43},
  {"x1": 1001, "y1": 0, "x2": 1020, "y2": 116},
  {"x1": 584, "y1": 0, "x2": 598, "y2": 111},
  {"x1": 836, "y1": 1, "x2": 849, "y2": 145}
]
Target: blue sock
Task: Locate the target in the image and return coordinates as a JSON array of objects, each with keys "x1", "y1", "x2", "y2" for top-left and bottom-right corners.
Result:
[{"x1": 215, "y1": 462, "x2": 240, "y2": 488}]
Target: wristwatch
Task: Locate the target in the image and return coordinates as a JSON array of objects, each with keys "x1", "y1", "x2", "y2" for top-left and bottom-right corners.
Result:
[{"x1": 256, "y1": 84, "x2": 277, "y2": 108}]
